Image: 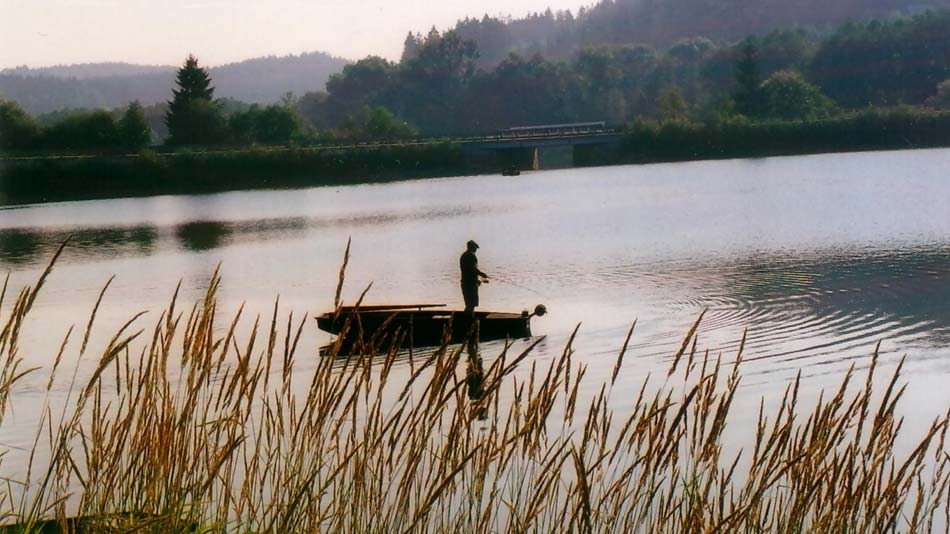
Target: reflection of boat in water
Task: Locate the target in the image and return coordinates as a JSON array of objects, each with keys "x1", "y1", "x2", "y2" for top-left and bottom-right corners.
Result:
[
  {"x1": 501, "y1": 168, "x2": 521, "y2": 176},
  {"x1": 317, "y1": 303, "x2": 546, "y2": 355}
]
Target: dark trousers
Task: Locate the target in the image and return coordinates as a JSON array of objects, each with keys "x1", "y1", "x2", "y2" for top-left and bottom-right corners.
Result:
[{"x1": 461, "y1": 282, "x2": 479, "y2": 312}]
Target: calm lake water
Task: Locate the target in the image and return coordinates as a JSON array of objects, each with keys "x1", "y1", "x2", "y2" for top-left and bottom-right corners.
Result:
[{"x1": 2, "y1": 147, "x2": 950, "y2": 453}]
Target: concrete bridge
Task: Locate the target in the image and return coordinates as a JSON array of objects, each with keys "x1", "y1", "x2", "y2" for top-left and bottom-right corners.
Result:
[{"x1": 458, "y1": 122, "x2": 624, "y2": 169}]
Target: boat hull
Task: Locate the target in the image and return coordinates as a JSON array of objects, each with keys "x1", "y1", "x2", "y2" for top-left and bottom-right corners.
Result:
[{"x1": 317, "y1": 307, "x2": 531, "y2": 354}]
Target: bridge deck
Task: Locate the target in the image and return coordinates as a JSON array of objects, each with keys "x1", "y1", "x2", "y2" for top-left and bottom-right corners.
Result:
[
  {"x1": 464, "y1": 130, "x2": 622, "y2": 150},
  {"x1": 0, "y1": 129, "x2": 625, "y2": 161}
]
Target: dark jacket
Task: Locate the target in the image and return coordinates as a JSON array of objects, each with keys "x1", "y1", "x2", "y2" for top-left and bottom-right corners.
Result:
[{"x1": 460, "y1": 250, "x2": 481, "y2": 286}]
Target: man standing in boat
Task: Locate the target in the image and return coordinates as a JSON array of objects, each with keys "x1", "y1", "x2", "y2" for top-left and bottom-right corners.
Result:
[{"x1": 460, "y1": 240, "x2": 489, "y2": 318}]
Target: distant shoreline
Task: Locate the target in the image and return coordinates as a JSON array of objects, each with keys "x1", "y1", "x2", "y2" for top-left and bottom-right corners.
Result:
[{"x1": 2, "y1": 109, "x2": 949, "y2": 207}]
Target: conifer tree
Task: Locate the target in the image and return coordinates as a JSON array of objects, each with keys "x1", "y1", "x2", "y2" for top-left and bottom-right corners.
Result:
[
  {"x1": 165, "y1": 55, "x2": 224, "y2": 146},
  {"x1": 401, "y1": 32, "x2": 421, "y2": 63}
]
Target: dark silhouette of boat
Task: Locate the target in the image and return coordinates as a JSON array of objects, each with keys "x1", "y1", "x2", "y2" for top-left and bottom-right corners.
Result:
[
  {"x1": 501, "y1": 168, "x2": 521, "y2": 176},
  {"x1": 317, "y1": 303, "x2": 546, "y2": 354}
]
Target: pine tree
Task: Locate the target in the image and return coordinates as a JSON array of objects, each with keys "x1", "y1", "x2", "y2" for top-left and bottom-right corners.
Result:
[
  {"x1": 401, "y1": 32, "x2": 421, "y2": 63},
  {"x1": 118, "y1": 101, "x2": 151, "y2": 149},
  {"x1": 172, "y1": 55, "x2": 214, "y2": 101},
  {"x1": 165, "y1": 55, "x2": 224, "y2": 146},
  {"x1": 733, "y1": 39, "x2": 764, "y2": 117}
]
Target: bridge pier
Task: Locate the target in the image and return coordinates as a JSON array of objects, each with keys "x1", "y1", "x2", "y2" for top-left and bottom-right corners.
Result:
[
  {"x1": 493, "y1": 147, "x2": 537, "y2": 171},
  {"x1": 461, "y1": 128, "x2": 623, "y2": 171}
]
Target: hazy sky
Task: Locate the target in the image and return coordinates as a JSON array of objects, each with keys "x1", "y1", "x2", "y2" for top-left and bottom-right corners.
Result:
[{"x1": 2, "y1": 0, "x2": 585, "y2": 69}]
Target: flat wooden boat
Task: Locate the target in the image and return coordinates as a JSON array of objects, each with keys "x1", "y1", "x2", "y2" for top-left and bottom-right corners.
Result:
[{"x1": 316, "y1": 303, "x2": 545, "y2": 354}]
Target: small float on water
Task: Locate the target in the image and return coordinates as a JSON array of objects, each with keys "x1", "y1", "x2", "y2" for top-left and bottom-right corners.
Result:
[{"x1": 316, "y1": 303, "x2": 547, "y2": 355}]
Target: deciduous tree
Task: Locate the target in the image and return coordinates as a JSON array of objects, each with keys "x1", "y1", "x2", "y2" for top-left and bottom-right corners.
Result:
[
  {"x1": 733, "y1": 39, "x2": 764, "y2": 117},
  {"x1": 343, "y1": 106, "x2": 416, "y2": 140},
  {"x1": 657, "y1": 86, "x2": 689, "y2": 122},
  {"x1": 760, "y1": 70, "x2": 835, "y2": 120},
  {"x1": 44, "y1": 110, "x2": 118, "y2": 150},
  {"x1": 926, "y1": 80, "x2": 950, "y2": 110},
  {"x1": 0, "y1": 99, "x2": 42, "y2": 150},
  {"x1": 118, "y1": 101, "x2": 152, "y2": 149}
]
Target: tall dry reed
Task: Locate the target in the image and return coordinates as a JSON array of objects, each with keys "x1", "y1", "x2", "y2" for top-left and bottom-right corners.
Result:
[{"x1": 0, "y1": 247, "x2": 947, "y2": 533}]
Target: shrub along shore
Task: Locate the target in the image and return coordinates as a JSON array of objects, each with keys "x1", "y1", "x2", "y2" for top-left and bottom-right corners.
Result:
[
  {"x1": 0, "y1": 142, "x2": 474, "y2": 206},
  {"x1": 0, "y1": 247, "x2": 948, "y2": 532},
  {"x1": 2, "y1": 107, "x2": 949, "y2": 206},
  {"x1": 619, "y1": 107, "x2": 950, "y2": 164}
]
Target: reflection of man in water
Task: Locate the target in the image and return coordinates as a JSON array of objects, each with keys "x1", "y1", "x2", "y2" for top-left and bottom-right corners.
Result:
[{"x1": 460, "y1": 240, "x2": 489, "y2": 317}]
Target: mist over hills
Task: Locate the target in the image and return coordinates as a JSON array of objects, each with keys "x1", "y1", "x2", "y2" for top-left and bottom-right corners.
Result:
[
  {"x1": 0, "y1": 52, "x2": 348, "y2": 114},
  {"x1": 4, "y1": 0, "x2": 949, "y2": 115},
  {"x1": 436, "y1": 0, "x2": 950, "y2": 66}
]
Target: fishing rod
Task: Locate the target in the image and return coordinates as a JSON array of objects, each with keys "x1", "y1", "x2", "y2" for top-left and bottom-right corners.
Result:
[
  {"x1": 484, "y1": 273, "x2": 549, "y2": 299},
  {"x1": 484, "y1": 274, "x2": 549, "y2": 318}
]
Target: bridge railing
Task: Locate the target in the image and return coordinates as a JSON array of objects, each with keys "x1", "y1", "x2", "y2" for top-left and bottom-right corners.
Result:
[
  {"x1": 502, "y1": 121, "x2": 609, "y2": 137},
  {"x1": 0, "y1": 126, "x2": 624, "y2": 161}
]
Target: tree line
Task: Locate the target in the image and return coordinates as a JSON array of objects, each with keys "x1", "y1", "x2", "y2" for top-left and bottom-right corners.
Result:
[
  {"x1": 0, "y1": 53, "x2": 415, "y2": 152},
  {"x1": 432, "y1": 0, "x2": 950, "y2": 68},
  {"x1": 0, "y1": 99, "x2": 152, "y2": 151},
  {"x1": 1, "y1": 9, "x2": 949, "y2": 153},
  {"x1": 300, "y1": 9, "x2": 950, "y2": 135}
]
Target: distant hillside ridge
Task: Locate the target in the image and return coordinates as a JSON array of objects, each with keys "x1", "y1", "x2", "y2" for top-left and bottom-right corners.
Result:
[
  {"x1": 0, "y1": 51, "x2": 349, "y2": 114},
  {"x1": 210, "y1": 52, "x2": 350, "y2": 103},
  {"x1": 418, "y1": 0, "x2": 950, "y2": 66},
  {"x1": 1, "y1": 62, "x2": 175, "y2": 79}
]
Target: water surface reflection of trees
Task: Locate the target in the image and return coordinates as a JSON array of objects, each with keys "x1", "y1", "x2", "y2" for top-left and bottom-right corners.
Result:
[
  {"x1": 0, "y1": 225, "x2": 158, "y2": 266},
  {"x1": 175, "y1": 221, "x2": 232, "y2": 252}
]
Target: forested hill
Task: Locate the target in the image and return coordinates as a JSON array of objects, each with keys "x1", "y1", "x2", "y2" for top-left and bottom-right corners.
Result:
[
  {"x1": 414, "y1": 0, "x2": 950, "y2": 67},
  {"x1": 0, "y1": 52, "x2": 348, "y2": 114},
  {"x1": 1, "y1": 63, "x2": 174, "y2": 79}
]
